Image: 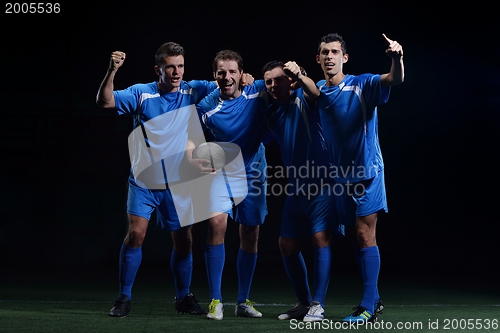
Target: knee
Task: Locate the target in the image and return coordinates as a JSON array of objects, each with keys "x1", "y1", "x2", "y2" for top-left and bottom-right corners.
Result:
[
  {"x1": 312, "y1": 230, "x2": 331, "y2": 248},
  {"x1": 279, "y1": 237, "x2": 299, "y2": 256},
  {"x1": 240, "y1": 226, "x2": 259, "y2": 252},
  {"x1": 172, "y1": 228, "x2": 192, "y2": 255},
  {"x1": 125, "y1": 227, "x2": 146, "y2": 247},
  {"x1": 356, "y1": 226, "x2": 376, "y2": 247}
]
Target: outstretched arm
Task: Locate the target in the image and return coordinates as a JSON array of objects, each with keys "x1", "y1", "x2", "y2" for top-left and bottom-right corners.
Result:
[
  {"x1": 284, "y1": 61, "x2": 320, "y2": 101},
  {"x1": 96, "y1": 51, "x2": 126, "y2": 108},
  {"x1": 380, "y1": 34, "x2": 404, "y2": 88}
]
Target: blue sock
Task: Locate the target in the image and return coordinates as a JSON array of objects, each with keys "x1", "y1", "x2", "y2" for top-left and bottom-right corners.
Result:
[
  {"x1": 354, "y1": 248, "x2": 380, "y2": 304},
  {"x1": 312, "y1": 246, "x2": 331, "y2": 307},
  {"x1": 282, "y1": 252, "x2": 311, "y2": 306},
  {"x1": 170, "y1": 249, "x2": 192, "y2": 300},
  {"x1": 359, "y1": 246, "x2": 380, "y2": 313},
  {"x1": 118, "y1": 243, "x2": 142, "y2": 300},
  {"x1": 205, "y1": 244, "x2": 225, "y2": 301},
  {"x1": 236, "y1": 248, "x2": 257, "y2": 304}
]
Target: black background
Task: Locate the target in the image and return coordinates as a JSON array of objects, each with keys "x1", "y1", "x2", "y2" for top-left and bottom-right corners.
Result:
[{"x1": 1, "y1": 2, "x2": 498, "y2": 288}]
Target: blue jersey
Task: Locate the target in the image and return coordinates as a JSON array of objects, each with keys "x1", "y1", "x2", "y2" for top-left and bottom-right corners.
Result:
[
  {"x1": 317, "y1": 74, "x2": 390, "y2": 183},
  {"x1": 197, "y1": 80, "x2": 269, "y2": 173},
  {"x1": 114, "y1": 80, "x2": 217, "y2": 185},
  {"x1": 265, "y1": 88, "x2": 331, "y2": 190}
]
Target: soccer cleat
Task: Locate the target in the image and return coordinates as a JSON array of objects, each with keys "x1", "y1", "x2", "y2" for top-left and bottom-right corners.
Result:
[
  {"x1": 109, "y1": 294, "x2": 131, "y2": 317},
  {"x1": 368, "y1": 299, "x2": 384, "y2": 323},
  {"x1": 235, "y1": 299, "x2": 262, "y2": 318},
  {"x1": 303, "y1": 301, "x2": 325, "y2": 322},
  {"x1": 277, "y1": 302, "x2": 309, "y2": 320},
  {"x1": 207, "y1": 299, "x2": 223, "y2": 320},
  {"x1": 174, "y1": 293, "x2": 207, "y2": 315},
  {"x1": 375, "y1": 299, "x2": 384, "y2": 314},
  {"x1": 342, "y1": 305, "x2": 373, "y2": 323}
]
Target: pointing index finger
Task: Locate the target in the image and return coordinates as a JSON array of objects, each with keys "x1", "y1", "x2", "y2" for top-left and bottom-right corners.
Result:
[{"x1": 382, "y1": 33, "x2": 393, "y2": 44}]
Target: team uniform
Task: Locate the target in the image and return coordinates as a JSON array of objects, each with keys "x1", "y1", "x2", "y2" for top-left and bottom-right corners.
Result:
[
  {"x1": 113, "y1": 79, "x2": 217, "y2": 304},
  {"x1": 264, "y1": 88, "x2": 336, "y2": 238},
  {"x1": 317, "y1": 73, "x2": 389, "y2": 321},
  {"x1": 317, "y1": 74, "x2": 389, "y2": 223},
  {"x1": 197, "y1": 80, "x2": 269, "y2": 225},
  {"x1": 196, "y1": 79, "x2": 268, "y2": 315},
  {"x1": 264, "y1": 87, "x2": 339, "y2": 320},
  {"x1": 116, "y1": 80, "x2": 217, "y2": 229}
]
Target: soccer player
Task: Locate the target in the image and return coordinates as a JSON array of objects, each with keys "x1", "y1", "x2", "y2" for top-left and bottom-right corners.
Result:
[
  {"x1": 96, "y1": 42, "x2": 217, "y2": 317},
  {"x1": 315, "y1": 32, "x2": 404, "y2": 323},
  {"x1": 190, "y1": 49, "x2": 269, "y2": 320},
  {"x1": 261, "y1": 60, "x2": 341, "y2": 322}
]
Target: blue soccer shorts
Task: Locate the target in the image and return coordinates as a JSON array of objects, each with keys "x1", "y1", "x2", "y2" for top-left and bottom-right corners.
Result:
[
  {"x1": 333, "y1": 170, "x2": 388, "y2": 226},
  {"x1": 214, "y1": 161, "x2": 268, "y2": 227},
  {"x1": 279, "y1": 186, "x2": 336, "y2": 239},
  {"x1": 126, "y1": 175, "x2": 184, "y2": 231}
]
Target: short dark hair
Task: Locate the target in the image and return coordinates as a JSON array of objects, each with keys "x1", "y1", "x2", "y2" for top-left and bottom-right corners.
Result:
[
  {"x1": 212, "y1": 50, "x2": 243, "y2": 72},
  {"x1": 318, "y1": 33, "x2": 347, "y2": 54},
  {"x1": 155, "y1": 42, "x2": 185, "y2": 66},
  {"x1": 261, "y1": 60, "x2": 284, "y2": 77}
]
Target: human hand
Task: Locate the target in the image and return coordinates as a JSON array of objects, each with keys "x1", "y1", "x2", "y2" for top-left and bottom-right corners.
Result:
[
  {"x1": 186, "y1": 148, "x2": 216, "y2": 174},
  {"x1": 190, "y1": 157, "x2": 216, "y2": 174},
  {"x1": 241, "y1": 73, "x2": 255, "y2": 86},
  {"x1": 283, "y1": 61, "x2": 303, "y2": 79},
  {"x1": 382, "y1": 34, "x2": 403, "y2": 58},
  {"x1": 109, "y1": 51, "x2": 126, "y2": 71}
]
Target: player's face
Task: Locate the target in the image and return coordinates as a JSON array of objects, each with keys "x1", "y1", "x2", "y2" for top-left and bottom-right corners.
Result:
[
  {"x1": 316, "y1": 41, "x2": 348, "y2": 77},
  {"x1": 156, "y1": 55, "x2": 185, "y2": 92},
  {"x1": 214, "y1": 60, "x2": 243, "y2": 100},
  {"x1": 264, "y1": 67, "x2": 292, "y2": 102}
]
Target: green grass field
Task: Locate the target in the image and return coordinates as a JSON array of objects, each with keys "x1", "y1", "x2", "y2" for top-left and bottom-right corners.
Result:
[{"x1": 1, "y1": 263, "x2": 499, "y2": 333}]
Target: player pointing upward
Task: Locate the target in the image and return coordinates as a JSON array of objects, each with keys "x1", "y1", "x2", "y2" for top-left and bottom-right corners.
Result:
[{"x1": 315, "y1": 32, "x2": 404, "y2": 323}]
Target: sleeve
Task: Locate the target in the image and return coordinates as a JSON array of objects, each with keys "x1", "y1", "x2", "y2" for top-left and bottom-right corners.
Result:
[
  {"x1": 196, "y1": 92, "x2": 214, "y2": 133},
  {"x1": 365, "y1": 74, "x2": 391, "y2": 107},
  {"x1": 113, "y1": 82, "x2": 156, "y2": 115},
  {"x1": 251, "y1": 79, "x2": 267, "y2": 93},
  {"x1": 195, "y1": 100, "x2": 216, "y2": 142},
  {"x1": 189, "y1": 80, "x2": 218, "y2": 104},
  {"x1": 113, "y1": 84, "x2": 144, "y2": 116}
]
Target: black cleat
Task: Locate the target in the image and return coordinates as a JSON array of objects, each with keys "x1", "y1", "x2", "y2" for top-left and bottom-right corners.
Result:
[
  {"x1": 174, "y1": 293, "x2": 207, "y2": 315},
  {"x1": 366, "y1": 300, "x2": 384, "y2": 323},
  {"x1": 109, "y1": 294, "x2": 131, "y2": 317}
]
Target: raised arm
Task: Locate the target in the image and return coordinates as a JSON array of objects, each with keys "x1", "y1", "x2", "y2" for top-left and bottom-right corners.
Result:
[
  {"x1": 284, "y1": 61, "x2": 320, "y2": 100},
  {"x1": 380, "y1": 34, "x2": 404, "y2": 88},
  {"x1": 96, "y1": 51, "x2": 126, "y2": 108}
]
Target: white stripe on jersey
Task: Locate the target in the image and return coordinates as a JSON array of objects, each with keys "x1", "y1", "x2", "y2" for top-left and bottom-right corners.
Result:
[
  {"x1": 293, "y1": 96, "x2": 312, "y2": 143},
  {"x1": 202, "y1": 99, "x2": 223, "y2": 124},
  {"x1": 342, "y1": 84, "x2": 367, "y2": 133},
  {"x1": 242, "y1": 90, "x2": 265, "y2": 99},
  {"x1": 202, "y1": 90, "x2": 267, "y2": 124},
  {"x1": 179, "y1": 87, "x2": 194, "y2": 95},
  {"x1": 139, "y1": 92, "x2": 160, "y2": 106},
  {"x1": 138, "y1": 88, "x2": 196, "y2": 108}
]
